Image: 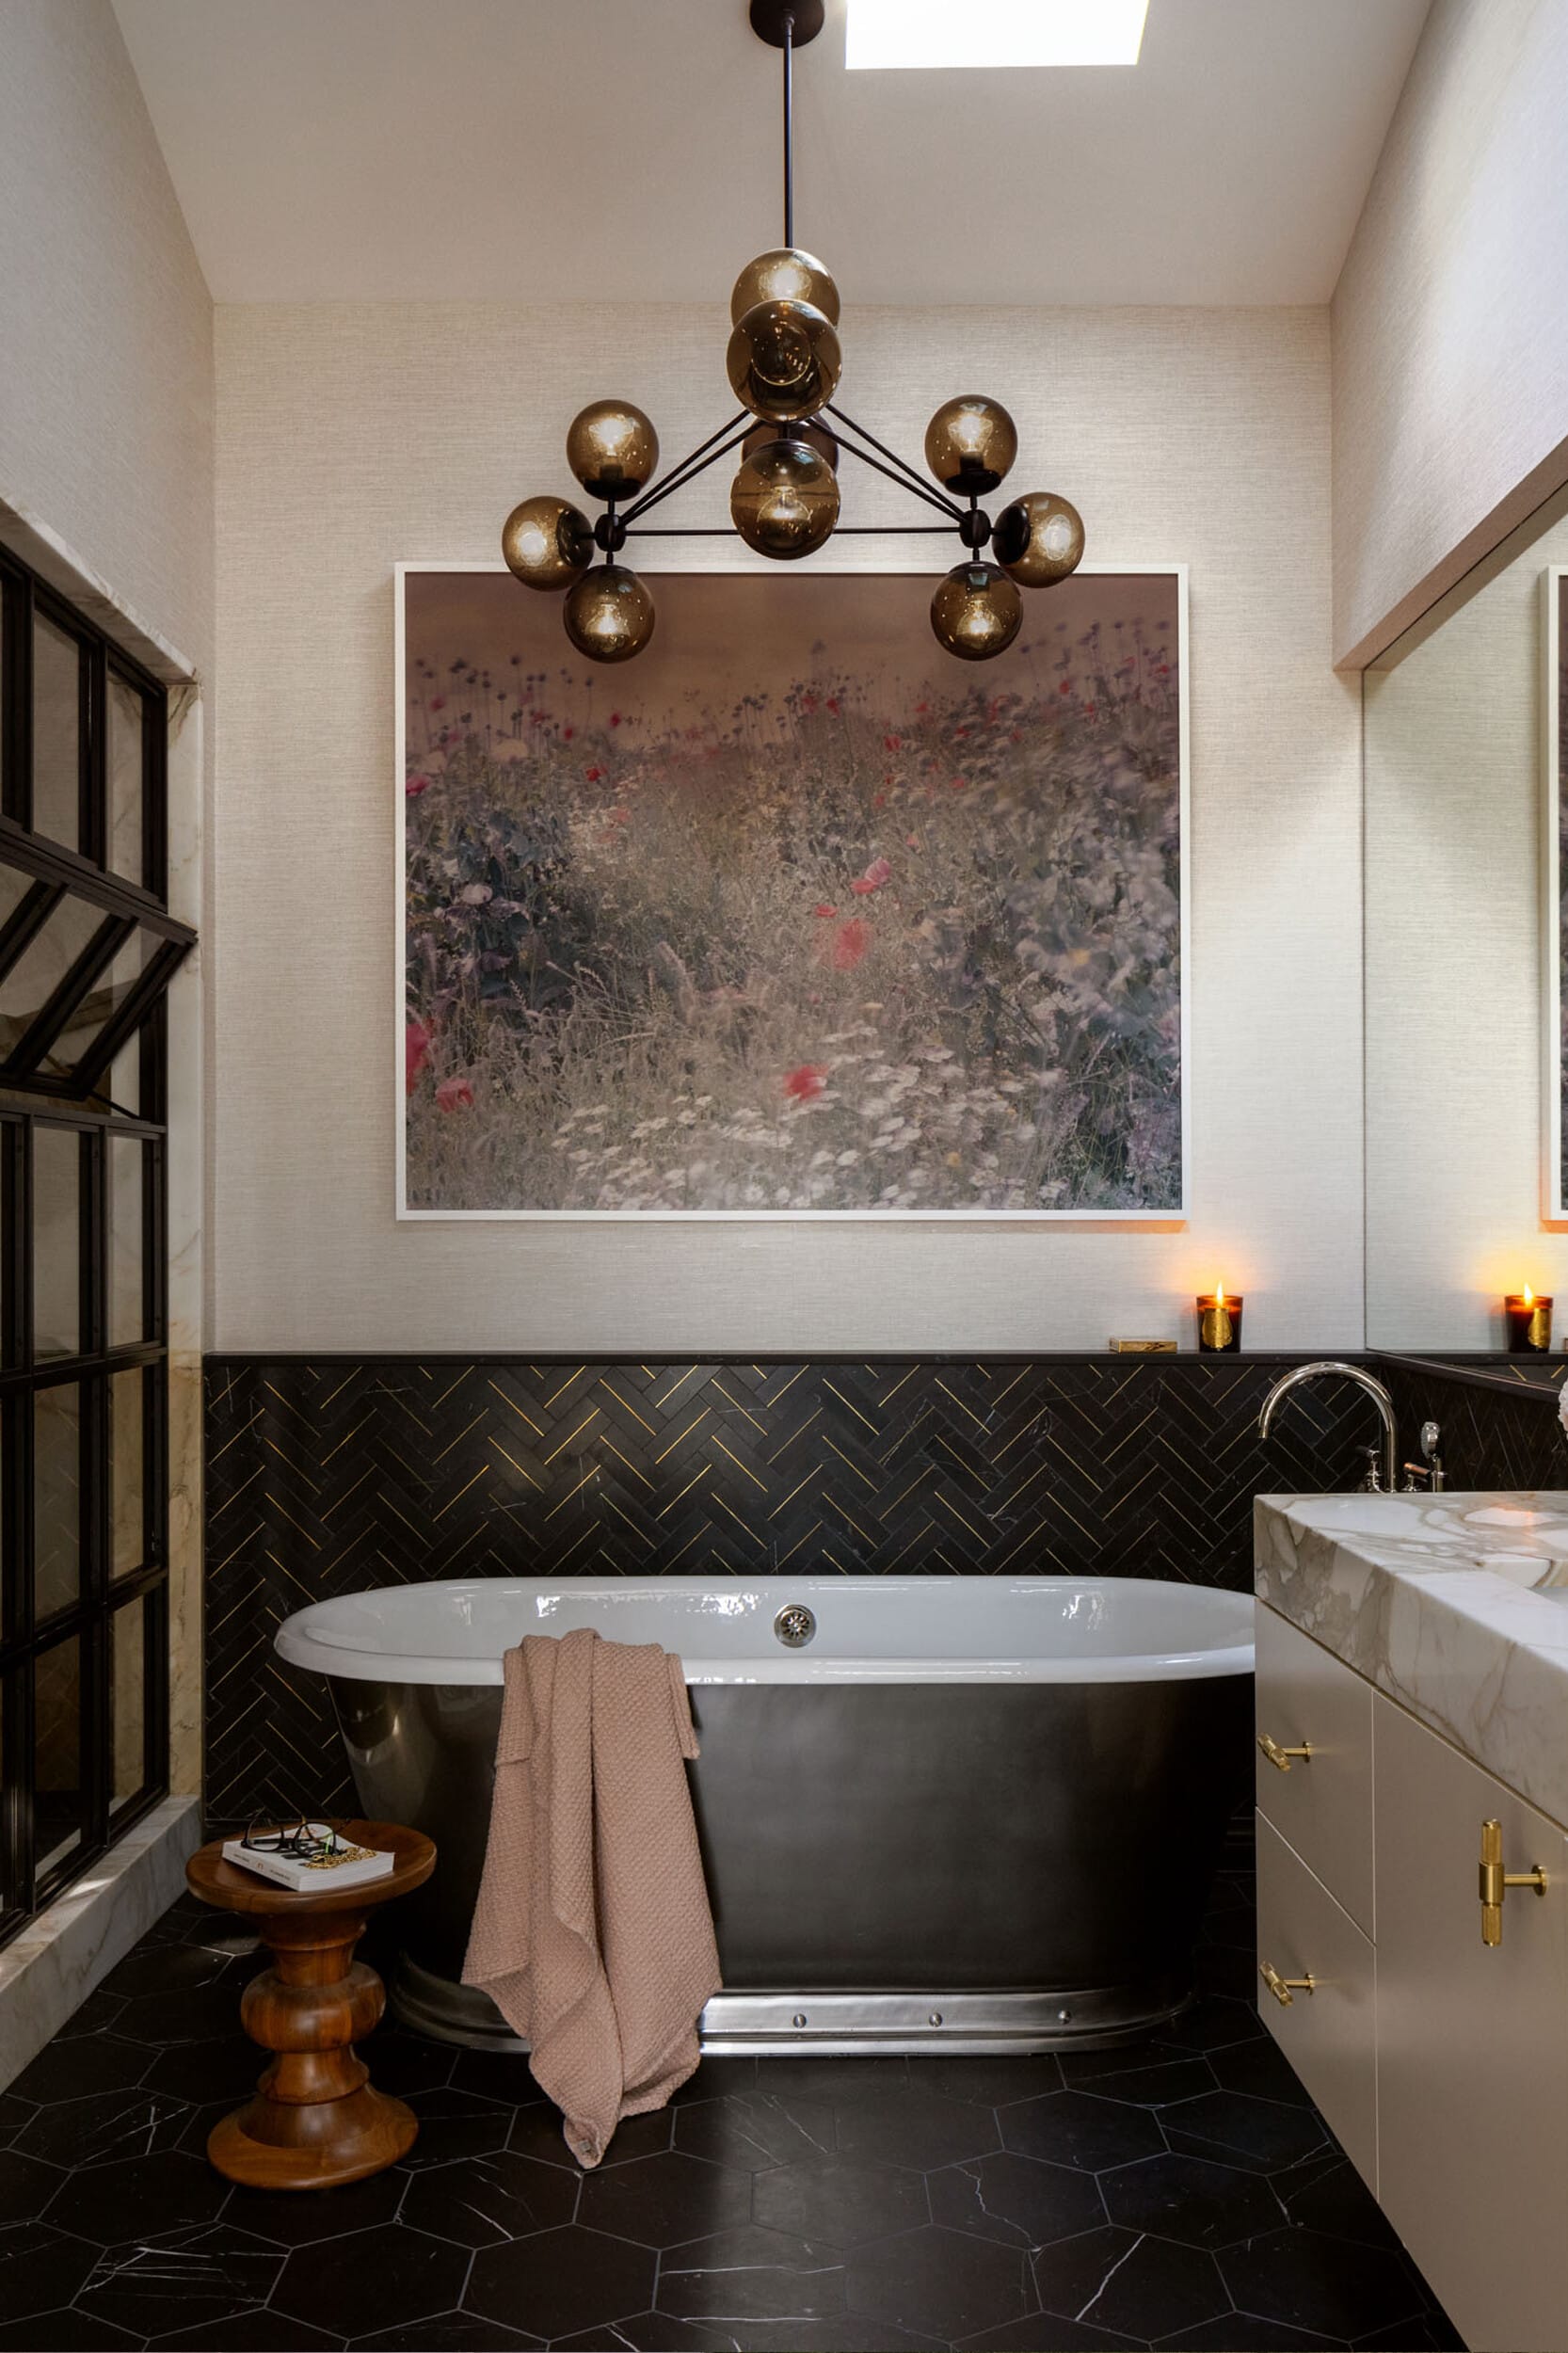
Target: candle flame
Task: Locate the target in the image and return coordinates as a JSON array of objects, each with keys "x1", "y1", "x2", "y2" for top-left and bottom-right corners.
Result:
[
  {"x1": 1525, "y1": 1285, "x2": 1535, "y2": 1306},
  {"x1": 1215, "y1": 1282, "x2": 1225, "y2": 1306}
]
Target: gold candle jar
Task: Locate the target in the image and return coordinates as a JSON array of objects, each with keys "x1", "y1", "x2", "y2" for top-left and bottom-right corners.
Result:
[
  {"x1": 1196, "y1": 1289, "x2": 1243, "y2": 1353},
  {"x1": 1505, "y1": 1290, "x2": 1553, "y2": 1352}
]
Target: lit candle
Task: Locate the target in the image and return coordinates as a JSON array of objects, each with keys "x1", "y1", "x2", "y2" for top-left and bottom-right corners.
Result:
[
  {"x1": 1196, "y1": 1282, "x2": 1243, "y2": 1353},
  {"x1": 1505, "y1": 1285, "x2": 1553, "y2": 1352}
]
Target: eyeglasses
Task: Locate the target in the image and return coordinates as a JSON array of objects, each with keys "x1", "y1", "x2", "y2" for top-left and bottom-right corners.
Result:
[{"x1": 241, "y1": 1815, "x2": 345, "y2": 1861}]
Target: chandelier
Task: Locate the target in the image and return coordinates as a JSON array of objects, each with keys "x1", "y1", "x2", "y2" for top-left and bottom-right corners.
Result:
[{"x1": 500, "y1": 0, "x2": 1086, "y2": 664}]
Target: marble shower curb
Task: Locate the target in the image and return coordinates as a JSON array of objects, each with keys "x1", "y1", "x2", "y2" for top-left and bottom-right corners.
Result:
[{"x1": 0, "y1": 1795, "x2": 202, "y2": 2090}]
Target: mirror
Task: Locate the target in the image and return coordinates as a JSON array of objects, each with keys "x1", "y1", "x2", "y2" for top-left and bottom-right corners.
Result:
[{"x1": 1364, "y1": 484, "x2": 1568, "y2": 1361}]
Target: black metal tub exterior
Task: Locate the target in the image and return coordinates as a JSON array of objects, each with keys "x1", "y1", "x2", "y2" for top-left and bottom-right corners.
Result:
[{"x1": 280, "y1": 1575, "x2": 1254, "y2": 2056}]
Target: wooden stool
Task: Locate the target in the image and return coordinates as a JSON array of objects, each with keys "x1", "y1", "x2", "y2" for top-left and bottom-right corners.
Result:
[{"x1": 186, "y1": 1819, "x2": 437, "y2": 2190}]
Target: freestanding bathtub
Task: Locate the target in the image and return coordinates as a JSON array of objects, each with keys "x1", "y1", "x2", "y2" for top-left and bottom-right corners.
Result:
[{"x1": 276, "y1": 1575, "x2": 1254, "y2": 2056}]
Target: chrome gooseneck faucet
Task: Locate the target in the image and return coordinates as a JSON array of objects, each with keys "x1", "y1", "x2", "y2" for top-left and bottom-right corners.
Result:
[{"x1": 1257, "y1": 1361, "x2": 1400, "y2": 1493}]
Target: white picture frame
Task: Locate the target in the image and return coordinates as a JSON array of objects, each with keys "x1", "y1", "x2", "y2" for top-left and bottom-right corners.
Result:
[{"x1": 395, "y1": 559, "x2": 1191, "y2": 1223}]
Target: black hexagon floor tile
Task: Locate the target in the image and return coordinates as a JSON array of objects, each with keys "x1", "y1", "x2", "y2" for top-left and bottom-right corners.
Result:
[
  {"x1": 835, "y1": 2082, "x2": 1003, "y2": 2172},
  {"x1": 1218, "y1": 2229, "x2": 1430, "y2": 2345},
  {"x1": 847, "y1": 2222, "x2": 1033, "y2": 2343},
  {"x1": 999, "y1": 2090, "x2": 1165, "y2": 2175},
  {"x1": 47, "y1": 2149, "x2": 232, "y2": 2244},
  {"x1": 350, "y1": 2313, "x2": 544, "y2": 2350},
  {"x1": 1099, "y1": 2151, "x2": 1285, "y2": 2249},
  {"x1": 8, "y1": 2036, "x2": 149, "y2": 2105},
  {"x1": 955, "y1": 2311, "x2": 1143, "y2": 2350},
  {"x1": 14, "y1": 2087, "x2": 191, "y2": 2171},
  {"x1": 0, "y1": 2220, "x2": 100, "y2": 2326},
  {"x1": 225, "y1": 2169, "x2": 410, "y2": 2248},
  {"x1": 925, "y1": 2151, "x2": 1106, "y2": 2249},
  {"x1": 0, "y1": 2148, "x2": 67, "y2": 2222},
  {"x1": 398, "y1": 2148, "x2": 578, "y2": 2247},
  {"x1": 752, "y1": 2153, "x2": 931, "y2": 2248},
  {"x1": 577, "y1": 2150, "x2": 752, "y2": 2249},
  {"x1": 466, "y1": 2222, "x2": 658, "y2": 2338},
  {"x1": 1162, "y1": 2089, "x2": 1331, "y2": 2175},
  {"x1": 1030, "y1": 2223, "x2": 1229, "y2": 2340},
  {"x1": 0, "y1": 2311, "x2": 144, "y2": 2349},
  {"x1": 75, "y1": 2224, "x2": 285, "y2": 2339},
  {"x1": 151, "y1": 2313, "x2": 345, "y2": 2348},
  {"x1": 5, "y1": 1866, "x2": 1465, "y2": 2353},
  {"x1": 672, "y1": 2085, "x2": 838, "y2": 2170},
  {"x1": 271, "y1": 2220, "x2": 471, "y2": 2335},
  {"x1": 655, "y1": 2223, "x2": 848, "y2": 2325}
]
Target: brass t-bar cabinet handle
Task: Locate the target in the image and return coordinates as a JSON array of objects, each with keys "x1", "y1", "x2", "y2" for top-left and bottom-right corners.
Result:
[
  {"x1": 1259, "y1": 1960, "x2": 1317, "y2": 2006},
  {"x1": 1480, "y1": 1817, "x2": 1548, "y2": 1946},
  {"x1": 1257, "y1": 1733, "x2": 1313, "y2": 1773}
]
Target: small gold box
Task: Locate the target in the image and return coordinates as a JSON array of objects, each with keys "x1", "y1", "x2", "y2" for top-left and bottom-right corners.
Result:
[{"x1": 1108, "y1": 1338, "x2": 1177, "y2": 1354}]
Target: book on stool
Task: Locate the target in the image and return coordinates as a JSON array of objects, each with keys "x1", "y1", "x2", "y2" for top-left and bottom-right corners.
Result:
[{"x1": 220, "y1": 1835, "x2": 396, "y2": 1893}]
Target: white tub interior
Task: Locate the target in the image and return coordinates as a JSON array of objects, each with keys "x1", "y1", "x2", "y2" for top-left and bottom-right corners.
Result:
[{"x1": 275, "y1": 1575, "x2": 1256, "y2": 1686}]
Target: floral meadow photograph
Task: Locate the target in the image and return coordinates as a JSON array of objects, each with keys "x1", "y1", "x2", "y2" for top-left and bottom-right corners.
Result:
[{"x1": 399, "y1": 566, "x2": 1186, "y2": 1216}]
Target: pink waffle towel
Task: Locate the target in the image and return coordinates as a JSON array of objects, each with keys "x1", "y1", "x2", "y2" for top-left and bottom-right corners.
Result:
[{"x1": 462, "y1": 1625, "x2": 721, "y2": 2167}]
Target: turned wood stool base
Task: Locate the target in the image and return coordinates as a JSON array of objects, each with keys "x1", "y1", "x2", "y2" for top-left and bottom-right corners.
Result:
[{"x1": 186, "y1": 1821, "x2": 437, "y2": 2191}]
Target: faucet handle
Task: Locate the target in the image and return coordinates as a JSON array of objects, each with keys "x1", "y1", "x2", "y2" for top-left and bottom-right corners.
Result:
[{"x1": 1359, "y1": 1445, "x2": 1384, "y2": 1494}]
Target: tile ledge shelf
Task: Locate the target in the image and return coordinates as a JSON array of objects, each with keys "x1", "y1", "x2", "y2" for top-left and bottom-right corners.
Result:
[{"x1": 1256, "y1": 1490, "x2": 1568, "y2": 1832}]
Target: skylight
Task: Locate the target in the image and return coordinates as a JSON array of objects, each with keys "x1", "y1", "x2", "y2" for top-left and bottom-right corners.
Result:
[{"x1": 845, "y1": 0, "x2": 1150, "y2": 71}]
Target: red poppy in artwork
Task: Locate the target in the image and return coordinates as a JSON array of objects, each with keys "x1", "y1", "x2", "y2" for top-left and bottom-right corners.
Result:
[
  {"x1": 430, "y1": 695, "x2": 446, "y2": 712},
  {"x1": 584, "y1": 764, "x2": 602, "y2": 782},
  {"x1": 406, "y1": 774, "x2": 432, "y2": 798},
  {"x1": 829, "y1": 918, "x2": 872, "y2": 969},
  {"x1": 850, "y1": 856, "x2": 891, "y2": 896},
  {"x1": 825, "y1": 695, "x2": 840, "y2": 714},
  {"x1": 1083, "y1": 701, "x2": 1097, "y2": 718},
  {"x1": 436, "y1": 1076, "x2": 474, "y2": 1112},
  {"x1": 1058, "y1": 679, "x2": 1073, "y2": 696},
  {"x1": 884, "y1": 733, "x2": 901, "y2": 752},
  {"x1": 783, "y1": 1064, "x2": 828, "y2": 1100},
  {"x1": 949, "y1": 776, "x2": 967, "y2": 792},
  {"x1": 405, "y1": 1019, "x2": 434, "y2": 1095},
  {"x1": 562, "y1": 725, "x2": 574, "y2": 741},
  {"x1": 813, "y1": 904, "x2": 839, "y2": 918},
  {"x1": 609, "y1": 711, "x2": 623, "y2": 727}
]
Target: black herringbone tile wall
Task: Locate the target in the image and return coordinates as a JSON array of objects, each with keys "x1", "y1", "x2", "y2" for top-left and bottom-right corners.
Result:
[
  {"x1": 204, "y1": 1355, "x2": 1381, "y2": 1825},
  {"x1": 1381, "y1": 1358, "x2": 1568, "y2": 1491}
]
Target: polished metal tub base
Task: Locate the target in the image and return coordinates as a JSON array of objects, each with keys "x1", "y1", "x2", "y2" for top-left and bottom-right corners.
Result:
[{"x1": 390, "y1": 1953, "x2": 1191, "y2": 2057}]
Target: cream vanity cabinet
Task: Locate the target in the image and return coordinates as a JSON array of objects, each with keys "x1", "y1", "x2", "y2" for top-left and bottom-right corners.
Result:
[{"x1": 1256, "y1": 1604, "x2": 1568, "y2": 2353}]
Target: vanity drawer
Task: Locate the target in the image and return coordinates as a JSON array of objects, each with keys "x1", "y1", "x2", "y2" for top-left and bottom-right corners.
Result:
[
  {"x1": 1255, "y1": 1603, "x2": 1374, "y2": 1933},
  {"x1": 1255, "y1": 1811, "x2": 1377, "y2": 2190}
]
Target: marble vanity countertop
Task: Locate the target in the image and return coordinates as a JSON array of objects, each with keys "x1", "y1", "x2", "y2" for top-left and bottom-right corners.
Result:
[{"x1": 1256, "y1": 1490, "x2": 1568, "y2": 1830}]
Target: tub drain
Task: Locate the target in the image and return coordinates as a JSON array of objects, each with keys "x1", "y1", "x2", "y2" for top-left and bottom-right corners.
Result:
[{"x1": 774, "y1": 1603, "x2": 817, "y2": 1648}]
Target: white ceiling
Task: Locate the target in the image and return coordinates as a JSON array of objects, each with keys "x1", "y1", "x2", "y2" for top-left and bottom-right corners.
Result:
[{"x1": 112, "y1": 0, "x2": 1430, "y2": 309}]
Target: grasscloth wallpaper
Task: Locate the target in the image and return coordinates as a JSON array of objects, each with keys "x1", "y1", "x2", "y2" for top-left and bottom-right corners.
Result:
[
  {"x1": 1332, "y1": 0, "x2": 1568, "y2": 667},
  {"x1": 215, "y1": 300, "x2": 1360, "y2": 1353}
]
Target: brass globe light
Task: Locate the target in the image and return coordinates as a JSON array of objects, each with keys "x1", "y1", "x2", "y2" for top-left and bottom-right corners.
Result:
[
  {"x1": 566, "y1": 402, "x2": 659, "y2": 501},
  {"x1": 993, "y1": 491, "x2": 1086, "y2": 587},
  {"x1": 930, "y1": 564, "x2": 1022, "y2": 663},
  {"x1": 731, "y1": 438, "x2": 840, "y2": 560},
  {"x1": 501, "y1": 494, "x2": 595, "y2": 592},
  {"x1": 727, "y1": 299, "x2": 841, "y2": 423},
  {"x1": 563, "y1": 566, "x2": 656, "y2": 664},
  {"x1": 495, "y1": 0, "x2": 1084, "y2": 663}
]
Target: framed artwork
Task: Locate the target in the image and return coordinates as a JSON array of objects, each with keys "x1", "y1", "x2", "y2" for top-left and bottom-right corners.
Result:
[
  {"x1": 396, "y1": 563, "x2": 1189, "y2": 1219},
  {"x1": 1546, "y1": 566, "x2": 1568, "y2": 1222}
]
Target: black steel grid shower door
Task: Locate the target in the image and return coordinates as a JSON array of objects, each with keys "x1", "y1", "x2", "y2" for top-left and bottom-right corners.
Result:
[{"x1": 0, "y1": 540, "x2": 195, "y2": 1947}]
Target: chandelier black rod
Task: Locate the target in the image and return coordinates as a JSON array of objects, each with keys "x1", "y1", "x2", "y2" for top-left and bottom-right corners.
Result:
[
  {"x1": 618, "y1": 418, "x2": 755, "y2": 525},
  {"x1": 827, "y1": 429, "x2": 967, "y2": 521},
  {"x1": 623, "y1": 523, "x2": 956, "y2": 538},
  {"x1": 824, "y1": 403, "x2": 967, "y2": 520},
  {"x1": 782, "y1": 12, "x2": 795, "y2": 247}
]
